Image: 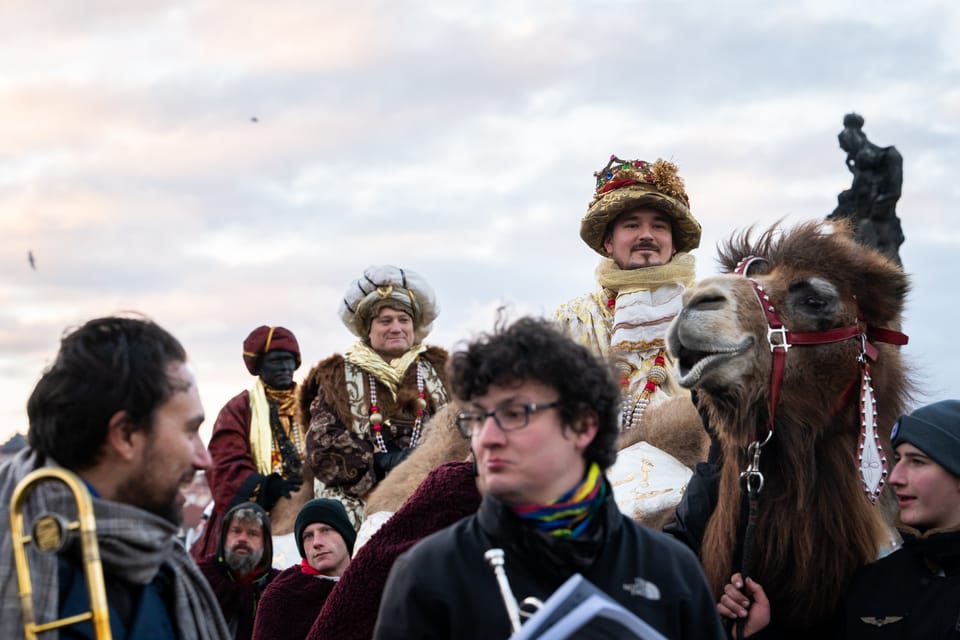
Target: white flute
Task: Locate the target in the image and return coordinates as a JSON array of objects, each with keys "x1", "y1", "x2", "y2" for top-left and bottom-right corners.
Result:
[{"x1": 484, "y1": 548, "x2": 522, "y2": 635}]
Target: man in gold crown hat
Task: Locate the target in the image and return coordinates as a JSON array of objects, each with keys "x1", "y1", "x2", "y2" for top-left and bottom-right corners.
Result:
[
  {"x1": 555, "y1": 156, "x2": 708, "y2": 527},
  {"x1": 298, "y1": 265, "x2": 451, "y2": 526}
]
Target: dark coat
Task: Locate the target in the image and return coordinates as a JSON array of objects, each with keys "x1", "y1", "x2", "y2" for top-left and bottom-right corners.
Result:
[
  {"x1": 834, "y1": 528, "x2": 960, "y2": 639},
  {"x1": 308, "y1": 461, "x2": 481, "y2": 640},
  {"x1": 374, "y1": 481, "x2": 725, "y2": 640},
  {"x1": 197, "y1": 502, "x2": 279, "y2": 640},
  {"x1": 252, "y1": 566, "x2": 337, "y2": 640},
  {"x1": 192, "y1": 391, "x2": 256, "y2": 561}
]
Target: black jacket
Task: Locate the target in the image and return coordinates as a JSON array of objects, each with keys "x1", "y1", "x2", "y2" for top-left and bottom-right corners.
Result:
[
  {"x1": 374, "y1": 481, "x2": 725, "y2": 640},
  {"x1": 834, "y1": 528, "x2": 960, "y2": 639}
]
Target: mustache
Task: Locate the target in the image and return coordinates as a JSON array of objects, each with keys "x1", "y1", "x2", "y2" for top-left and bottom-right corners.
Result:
[{"x1": 631, "y1": 242, "x2": 660, "y2": 251}]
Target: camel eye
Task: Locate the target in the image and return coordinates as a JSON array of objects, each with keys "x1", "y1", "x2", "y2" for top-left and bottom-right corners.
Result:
[
  {"x1": 787, "y1": 277, "x2": 839, "y2": 319},
  {"x1": 800, "y1": 295, "x2": 828, "y2": 311}
]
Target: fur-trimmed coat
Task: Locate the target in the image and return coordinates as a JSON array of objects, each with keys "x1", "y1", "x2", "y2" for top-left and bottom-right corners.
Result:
[{"x1": 297, "y1": 346, "x2": 449, "y2": 521}]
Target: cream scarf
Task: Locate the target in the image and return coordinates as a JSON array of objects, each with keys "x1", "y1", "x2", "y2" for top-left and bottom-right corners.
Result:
[
  {"x1": 249, "y1": 379, "x2": 274, "y2": 475},
  {"x1": 345, "y1": 341, "x2": 427, "y2": 400},
  {"x1": 596, "y1": 252, "x2": 696, "y2": 293}
]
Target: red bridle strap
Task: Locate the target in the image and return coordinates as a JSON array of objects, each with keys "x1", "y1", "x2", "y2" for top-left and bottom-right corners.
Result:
[{"x1": 733, "y1": 256, "x2": 908, "y2": 439}]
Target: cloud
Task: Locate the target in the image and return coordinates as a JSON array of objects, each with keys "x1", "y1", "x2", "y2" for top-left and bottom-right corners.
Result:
[{"x1": 2, "y1": 1, "x2": 959, "y2": 443}]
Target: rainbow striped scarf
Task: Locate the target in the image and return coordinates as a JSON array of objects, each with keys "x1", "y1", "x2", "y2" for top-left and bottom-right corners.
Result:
[{"x1": 511, "y1": 463, "x2": 605, "y2": 538}]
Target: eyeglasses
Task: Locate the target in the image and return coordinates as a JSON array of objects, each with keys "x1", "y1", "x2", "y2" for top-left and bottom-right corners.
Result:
[{"x1": 455, "y1": 401, "x2": 561, "y2": 438}]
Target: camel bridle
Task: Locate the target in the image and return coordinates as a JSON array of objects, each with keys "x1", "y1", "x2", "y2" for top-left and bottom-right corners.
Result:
[{"x1": 733, "y1": 255, "x2": 909, "y2": 502}]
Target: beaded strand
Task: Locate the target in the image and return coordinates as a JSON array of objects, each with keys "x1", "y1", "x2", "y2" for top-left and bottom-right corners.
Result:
[
  {"x1": 621, "y1": 351, "x2": 667, "y2": 431},
  {"x1": 368, "y1": 358, "x2": 427, "y2": 452}
]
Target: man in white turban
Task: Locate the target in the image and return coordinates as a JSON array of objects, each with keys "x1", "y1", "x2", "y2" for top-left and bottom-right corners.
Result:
[{"x1": 298, "y1": 266, "x2": 450, "y2": 526}]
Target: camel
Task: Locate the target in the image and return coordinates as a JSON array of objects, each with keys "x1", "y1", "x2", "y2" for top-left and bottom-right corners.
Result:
[{"x1": 666, "y1": 220, "x2": 911, "y2": 634}]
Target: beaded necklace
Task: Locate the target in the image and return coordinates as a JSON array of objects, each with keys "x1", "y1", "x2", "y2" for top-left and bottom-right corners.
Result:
[
  {"x1": 620, "y1": 350, "x2": 667, "y2": 431},
  {"x1": 368, "y1": 358, "x2": 427, "y2": 453}
]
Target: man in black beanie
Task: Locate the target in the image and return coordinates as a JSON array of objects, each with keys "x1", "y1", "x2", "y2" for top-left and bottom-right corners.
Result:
[
  {"x1": 832, "y1": 399, "x2": 960, "y2": 638},
  {"x1": 251, "y1": 499, "x2": 355, "y2": 640}
]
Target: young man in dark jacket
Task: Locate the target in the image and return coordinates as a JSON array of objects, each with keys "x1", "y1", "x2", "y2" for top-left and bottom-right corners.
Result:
[
  {"x1": 835, "y1": 399, "x2": 960, "y2": 638},
  {"x1": 720, "y1": 399, "x2": 960, "y2": 639},
  {"x1": 374, "y1": 317, "x2": 724, "y2": 640},
  {"x1": 198, "y1": 501, "x2": 278, "y2": 640}
]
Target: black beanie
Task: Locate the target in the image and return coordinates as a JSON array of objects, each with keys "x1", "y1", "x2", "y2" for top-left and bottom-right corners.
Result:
[
  {"x1": 891, "y1": 399, "x2": 960, "y2": 477},
  {"x1": 294, "y1": 498, "x2": 356, "y2": 557}
]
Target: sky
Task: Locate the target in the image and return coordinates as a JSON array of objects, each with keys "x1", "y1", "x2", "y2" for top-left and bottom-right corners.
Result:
[{"x1": 2, "y1": 1, "x2": 958, "y2": 445}]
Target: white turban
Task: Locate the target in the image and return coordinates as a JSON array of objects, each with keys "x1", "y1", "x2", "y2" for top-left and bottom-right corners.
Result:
[{"x1": 340, "y1": 265, "x2": 439, "y2": 343}]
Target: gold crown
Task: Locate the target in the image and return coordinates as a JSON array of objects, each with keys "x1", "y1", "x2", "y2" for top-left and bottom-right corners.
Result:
[{"x1": 591, "y1": 156, "x2": 689, "y2": 207}]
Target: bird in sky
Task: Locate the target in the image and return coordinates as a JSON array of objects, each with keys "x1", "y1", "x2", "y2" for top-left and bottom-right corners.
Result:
[
  {"x1": 250, "y1": 116, "x2": 258, "y2": 123},
  {"x1": 27, "y1": 251, "x2": 36, "y2": 270}
]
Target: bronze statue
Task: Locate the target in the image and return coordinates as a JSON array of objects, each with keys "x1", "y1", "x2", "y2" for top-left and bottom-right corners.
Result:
[{"x1": 827, "y1": 113, "x2": 904, "y2": 264}]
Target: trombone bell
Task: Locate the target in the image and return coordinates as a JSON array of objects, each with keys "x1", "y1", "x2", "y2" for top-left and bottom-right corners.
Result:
[{"x1": 9, "y1": 467, "x2": 113, "y2": 640}]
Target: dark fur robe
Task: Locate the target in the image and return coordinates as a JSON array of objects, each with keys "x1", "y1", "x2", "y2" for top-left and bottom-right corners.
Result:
[
  {"x1": 251, "y1": 565, "x2": 337, "y2": 640},
  {"x1": 298, "y1": 346, "x2": 449, "y2": 501}
]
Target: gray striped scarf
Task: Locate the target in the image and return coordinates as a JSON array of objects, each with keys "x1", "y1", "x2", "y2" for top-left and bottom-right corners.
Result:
[{"x1": 0, "y1": 448, "x2": 229, "y2": 640}]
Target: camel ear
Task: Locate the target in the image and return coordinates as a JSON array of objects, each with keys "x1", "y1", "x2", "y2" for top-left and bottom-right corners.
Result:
[
  {"x1": 104, "y1": 410, "x2": 141, "y2": 463},
  {"x1": 852, "y1": 253, "x2": 909, "y2": 327}
]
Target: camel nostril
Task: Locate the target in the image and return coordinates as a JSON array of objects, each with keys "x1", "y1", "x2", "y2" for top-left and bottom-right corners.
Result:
[{"x1": 687, "y1": 293, "x2": 728, "y2": 311}]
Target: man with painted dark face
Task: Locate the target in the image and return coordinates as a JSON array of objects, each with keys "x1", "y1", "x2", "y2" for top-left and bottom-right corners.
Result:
[
  {"x1": 555, "y1": 156, "x2": 707, "y2": 528},
  {"x1": 299, "y1": 265, "x2": 450, "y2": 527},
  {"x1": 0, "y1": 315, "x2": 228, "y2": 640},
  {"x1": 252, "y1": 498, "x2": 356, "y2": 640},
  {"x1": 374, "y1": 318, "x2": 724, "y2": 640},
  {"x1": 198, "y1": 502, "x2": 278, "y2": 640},
  {"x1": 192, "y1": 326, "x2": 312, "y2": 567}
]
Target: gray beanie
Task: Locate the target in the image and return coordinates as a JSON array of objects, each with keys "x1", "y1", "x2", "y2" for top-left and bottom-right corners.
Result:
[
  {"x1": 295, "y1": 498, "x2": 356, "y2": 557},
  {"x1": 891, "y1": 399, "x2": 960, "y2": 477}
]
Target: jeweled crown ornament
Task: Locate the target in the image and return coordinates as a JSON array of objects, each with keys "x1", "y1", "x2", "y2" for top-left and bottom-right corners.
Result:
[
  {"x1": 580, "y1": 154, "x2": 701, "y2": 256},
  {"x1": 591, "y1": 155, "x2": 690, "y2": 207}
]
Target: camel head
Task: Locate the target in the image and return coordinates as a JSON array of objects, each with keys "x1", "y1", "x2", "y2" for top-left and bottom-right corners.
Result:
[
  {"x1": 667, "y1": 220, "x2": 911, "y2": 629},
  {"x1": 668, "y1": 220, "x2": 909, "y2": 447}
]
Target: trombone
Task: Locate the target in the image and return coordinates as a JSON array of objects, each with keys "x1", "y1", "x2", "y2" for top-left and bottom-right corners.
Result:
[
  {"x1": 9, "y1": 467, "x2": 112, "y2": 640},
  {"x1": 484, "y1": 548, "x2": 544, "y2": 637}
]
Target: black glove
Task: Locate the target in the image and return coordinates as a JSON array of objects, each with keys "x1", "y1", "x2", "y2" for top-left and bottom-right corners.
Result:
[
  {"x1": 373, "y1": 449, "x2": 413, "y2": 481},
  {"x1": 258, "y1": 472, "x2": 302, "y2": 511}
]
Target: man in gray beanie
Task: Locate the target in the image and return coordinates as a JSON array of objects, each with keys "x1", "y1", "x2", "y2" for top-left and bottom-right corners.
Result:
[
  {"x1": 832, "y1": 399, "x2": 960, "y2": 638},
  {"x1": 251, "y1": 499, "x2": 354, "y2": 640}
]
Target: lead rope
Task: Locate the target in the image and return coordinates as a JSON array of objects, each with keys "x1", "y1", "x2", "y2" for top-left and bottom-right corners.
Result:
[{"x1": 736, "y1": 434, "x2": 770, "y2": 639}]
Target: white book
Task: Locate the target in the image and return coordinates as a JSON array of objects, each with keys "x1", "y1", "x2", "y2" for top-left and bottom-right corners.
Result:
[{"x1": 511, "y1": 573, "x2": 667, "y2": 640}]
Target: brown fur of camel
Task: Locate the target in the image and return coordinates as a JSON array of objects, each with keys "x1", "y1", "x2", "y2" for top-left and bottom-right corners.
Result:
[
  {"x1": 668, "y1": 221, "x2": 911, "y2": 632},
  {"x1": 618, "y1": 393, "x2": 709, "y2": 470}
]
